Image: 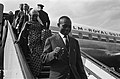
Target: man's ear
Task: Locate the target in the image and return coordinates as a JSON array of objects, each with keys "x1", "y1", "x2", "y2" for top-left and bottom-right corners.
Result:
[{"x1": 57, "y1": 23, "x2": 60, "y2": 27}]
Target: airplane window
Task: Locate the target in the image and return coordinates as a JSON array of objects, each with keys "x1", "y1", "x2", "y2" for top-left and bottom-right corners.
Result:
[
  {"x1": 93, "y1": 37, "x2": 98, "y2": 41},
  {"x1": 83, "y1": 36, "x2": 89, "y2": 39},
  {"x1": 72, "y1": 34, "x2": 79, "y2": 38},
  {"x1": 97, "y1": 35, "x2": 101, "y2": 41},
  {"x1": 88, "y1": 34, "x2": 92, "y2": 40},
  {"x1": 101, "y1": 38, "x2": 106, "y2": 42},
  {"x1": 113, "y1": 38, "x2": 116, "y2": 43},
  {"x1": 106, "y1": 37, "x2": 109, "y2": 42},
  {"x1": 78, "y1": 32, "x2": 83, "y2": 39},
  {"x1": 109, "y1": 39, "x2": 114, "y2": 43},
  {"x1": 116, "y1": 40, "x2": 120, "y2": 43}
]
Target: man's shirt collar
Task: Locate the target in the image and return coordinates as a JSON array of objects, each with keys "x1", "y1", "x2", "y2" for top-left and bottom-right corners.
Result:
[{"x1": 59, "y1": 32, "x2": 64, "y2": 39}]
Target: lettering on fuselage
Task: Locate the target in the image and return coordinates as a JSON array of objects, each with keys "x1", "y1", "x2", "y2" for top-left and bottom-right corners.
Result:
[{"x1": 73, "y1": 25, "x2": 120, "y2": 37}]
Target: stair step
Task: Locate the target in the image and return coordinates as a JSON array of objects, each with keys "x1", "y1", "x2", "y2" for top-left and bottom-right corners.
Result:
[
  {"x1": 39, "y1": 71, "x2": 50, "y2": 78},
  {"x1": 42, "y1": 66, "x2": 50, "y2": 71},
  {"x1": 39, "y1": 64, "x2": 50, "y2": 78},
  {"x1": 41, "y1": 71, "x2": 50, "y2": 74}
]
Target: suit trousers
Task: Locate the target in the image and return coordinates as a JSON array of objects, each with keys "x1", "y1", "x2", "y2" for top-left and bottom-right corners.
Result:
[{"x1": 70, "y1": 69, "x2": 75, "y2": 79}]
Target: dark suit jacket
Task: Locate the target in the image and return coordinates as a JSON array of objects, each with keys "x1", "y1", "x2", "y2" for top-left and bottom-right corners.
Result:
[
  {"x1": 14, "y1": 10, "x2": 20, "y2": 19},
  {"x1": 41, "y1": 33, "x2": 88, "y2": 79},
  {"x1": 38, "y1": 10, "x2": 50, "y2": 29}
]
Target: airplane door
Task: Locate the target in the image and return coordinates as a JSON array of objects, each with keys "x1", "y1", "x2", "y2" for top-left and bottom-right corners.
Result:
[
  {"x1": 0, "y1": 3, "x2": 4, "y2": 79},
  {"x1": 0, "y1": 3, "x2": 4, "y2": 34}
]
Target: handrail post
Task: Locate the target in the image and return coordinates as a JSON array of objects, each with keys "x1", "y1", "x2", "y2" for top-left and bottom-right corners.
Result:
[{"x1": 0, "y1": 70, "x2": 4, "y2": 79}]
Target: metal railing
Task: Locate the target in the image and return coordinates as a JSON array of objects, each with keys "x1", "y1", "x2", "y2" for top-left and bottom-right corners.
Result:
[
  {"x1": 8, "y1": 22, "x2": 34, "y2": 79},
  {"x1": 81, "y1": 50, "x2": 120, "y2": 79}
]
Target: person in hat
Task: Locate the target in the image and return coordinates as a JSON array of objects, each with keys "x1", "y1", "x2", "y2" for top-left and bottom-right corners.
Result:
[
  {"x1": 14, "y1": 3, "x2": 24, "y2": 19},
  {"x1": 37, "y1": 4, "x2": 50, "y2": 30}
]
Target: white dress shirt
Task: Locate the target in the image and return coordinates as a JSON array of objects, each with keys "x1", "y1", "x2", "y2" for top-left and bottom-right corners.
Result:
[{"x1": 59, "y1": 32, "x2": 68, "y2": 45}]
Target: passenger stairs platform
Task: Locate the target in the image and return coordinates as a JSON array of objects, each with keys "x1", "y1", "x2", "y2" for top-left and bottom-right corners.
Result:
[{"x1": 3, "y1": 22, "x2": 120, "y2": 79}]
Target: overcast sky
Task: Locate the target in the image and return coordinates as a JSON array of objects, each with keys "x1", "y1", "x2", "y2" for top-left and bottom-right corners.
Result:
[{"x1": 1, "y1": 0, "x2": 120, "y2": 32}]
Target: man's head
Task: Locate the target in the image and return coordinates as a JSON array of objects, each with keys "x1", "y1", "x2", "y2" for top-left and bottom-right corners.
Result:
[
  {"x1": 57, "y1": 16, "x2": 72, "y2": 35},
  {"x1": 37, "y1": 4, "x2": 44, "y2": 10},
  {"x1": 23, "y1": 3, "x2": 29, "y2": 11},
  {"x1": 19, "y1": 4, "x2": 24, "y2": 11}
]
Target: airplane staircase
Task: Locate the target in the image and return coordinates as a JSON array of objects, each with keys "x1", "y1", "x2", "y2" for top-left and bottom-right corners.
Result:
[
  {"x1": 81, "y1": 50, "x2": 120, "y2": 79},
  {"x1": 4, "y1": 22, "x2": 34, "y2": 79},
  {"x1": 3, "y1": 21, "x2": 120, "y2": 79}
]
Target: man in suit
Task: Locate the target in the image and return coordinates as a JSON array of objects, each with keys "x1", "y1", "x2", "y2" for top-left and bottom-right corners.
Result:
[
  {"x1": 14, "y1": 4, "x2": 24, "y2": 19},
  {"x1": 41, "y1": 16, "x2": 88, "y2": 79},
  {"x1": 37, "y1": 4, "x2": 50, "y2": 30},
  {"x1": 13, "y1": 4, "x2": 24, "y2": 37}
]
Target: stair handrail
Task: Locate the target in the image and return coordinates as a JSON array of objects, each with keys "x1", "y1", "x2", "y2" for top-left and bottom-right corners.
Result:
[
  {"x1": 81, "y1": 50, "x2": 120, "y2": 79},
  {"x1": 8, "y1": 22, "x2": 35, "y2": 79}
]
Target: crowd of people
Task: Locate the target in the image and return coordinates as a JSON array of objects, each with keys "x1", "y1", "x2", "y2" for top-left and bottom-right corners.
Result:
[
  {"x1": 12, "y1": 3, "x2": 51, "y2": 78},
  {"x1": 1, "y1": 3, "x2": 88, "y2": 79},
  {"x1": 12, "y1": 3, "x2": 50, "y2": 38}
]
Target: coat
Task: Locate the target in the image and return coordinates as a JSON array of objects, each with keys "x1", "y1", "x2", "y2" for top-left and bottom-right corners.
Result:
[{"x1": 41, "y1": 33, "x2": 88, "y2": 79}]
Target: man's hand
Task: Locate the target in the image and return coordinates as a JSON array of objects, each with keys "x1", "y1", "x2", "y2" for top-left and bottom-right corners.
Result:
[
  {"x1": 15, "y1": 24, "x2": 19, "y2": 30},
  {"x1": 54, "y1": 47, "x2": 61, "y2": 53},
  {"x1": 48, "y1": 47, "x2": 61, "y2": 61}
]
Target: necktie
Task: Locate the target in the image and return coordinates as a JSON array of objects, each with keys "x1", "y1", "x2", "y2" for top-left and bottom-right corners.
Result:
[{"x1": 64, "y1": 35, "x2": 69, "y2": 51}]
